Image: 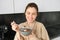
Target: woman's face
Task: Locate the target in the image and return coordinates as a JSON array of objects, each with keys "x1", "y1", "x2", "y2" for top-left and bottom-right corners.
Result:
[{"x1": 25, "y1": 7, "x2": 37, "y2": 23}]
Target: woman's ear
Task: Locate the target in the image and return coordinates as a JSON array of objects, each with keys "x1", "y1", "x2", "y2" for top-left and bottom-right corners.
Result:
[
  {"x1": 24, "y1": 12, "x2": 26, "y2": 15},
  {"x1": 25, "y1": 13, "x2": 26, "y2": 17}
]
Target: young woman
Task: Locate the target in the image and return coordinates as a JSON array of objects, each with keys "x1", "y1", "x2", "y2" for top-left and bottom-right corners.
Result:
[{"x1": 11, "y1": 3, "x2": 50, "y2": 40}]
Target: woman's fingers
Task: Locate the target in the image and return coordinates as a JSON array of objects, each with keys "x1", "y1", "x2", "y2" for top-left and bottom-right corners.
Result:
[
  {"x1": 11, "y1": 21, "x2": 19, "y2": 31},
  {"x1": 11, "y1": 21, "x2": 16, "y2": 25}
]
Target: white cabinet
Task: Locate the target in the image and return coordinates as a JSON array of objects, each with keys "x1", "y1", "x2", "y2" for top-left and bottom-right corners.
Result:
[
  {"x1": 13, "y1": 0, "x2": 60, "y2": 13},
  {"x1": 0, "y1": 0, "x2": 14, "y2": 14},
  {"x1": 14, "y1": 0, "x2": 40, "y2": 13},
  {"x1": 14, "y1": 0, "x2": 28, "y2": 13},
  {"x1": 0, "y1": 0, "x2": 60, "y2": 14}
]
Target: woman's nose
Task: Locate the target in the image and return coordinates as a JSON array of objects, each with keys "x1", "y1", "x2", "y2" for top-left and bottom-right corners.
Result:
[{"x1": 29, "y1": 14, "x2": 32, "y2": 17}]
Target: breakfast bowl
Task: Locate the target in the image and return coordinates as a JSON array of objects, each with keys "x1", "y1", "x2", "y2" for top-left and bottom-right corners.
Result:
[{"x1": 20, "y1": 28, "x2": 32, "y2": 36}]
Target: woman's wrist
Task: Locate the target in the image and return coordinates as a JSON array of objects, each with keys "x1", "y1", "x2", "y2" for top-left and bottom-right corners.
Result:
[{"x1": 16, "y1": 30, "x2": 20, "y2": 33}]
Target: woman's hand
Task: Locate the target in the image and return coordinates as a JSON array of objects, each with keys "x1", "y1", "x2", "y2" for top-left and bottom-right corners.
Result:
[
  {"x1": 21, "y1": 32, "x2": 38, "y2": 40},
  {"x1": 11, "y1": 21, "x2": 19, "y2": 32},
  {"x1": 28, "y1": 32, "x2": 38, "y2": 40}
]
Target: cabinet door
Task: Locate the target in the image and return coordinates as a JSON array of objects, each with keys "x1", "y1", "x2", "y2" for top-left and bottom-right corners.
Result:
[
  {"x1": 14, "y1": 0, "x2": 60, "y2": 13},
  {"x1": 14, "y1": 0, "x2": 26, "y2": 13},
  {"x1": 0, "y1": 0, "x2": 14, "y2": 14}
]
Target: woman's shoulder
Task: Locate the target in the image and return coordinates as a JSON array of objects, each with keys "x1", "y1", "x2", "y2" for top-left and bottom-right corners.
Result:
[
  {"x1": 36, "y1": 21, "x2": 44, "y2": 26},
  {"x1": 36, "y1": 21, "x2": 45, "y2": 28}
]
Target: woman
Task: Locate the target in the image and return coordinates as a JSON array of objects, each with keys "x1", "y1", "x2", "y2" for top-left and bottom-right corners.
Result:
[{"x1": 11, "y1": 3, "x2": 50, "y2": 40}]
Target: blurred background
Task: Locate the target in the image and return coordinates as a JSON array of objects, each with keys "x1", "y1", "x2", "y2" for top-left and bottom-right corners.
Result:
[{"x1": 0, "y1": 0, "x2": 60, "y2": 40}]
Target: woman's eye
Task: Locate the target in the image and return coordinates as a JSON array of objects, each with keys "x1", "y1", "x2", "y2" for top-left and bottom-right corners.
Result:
[
  {"x1": 27, "y1": 12, "x2": 30, "y2": 15},
  {"x1": 32, "y1": 13, "x2": 36, "y2": 15}
]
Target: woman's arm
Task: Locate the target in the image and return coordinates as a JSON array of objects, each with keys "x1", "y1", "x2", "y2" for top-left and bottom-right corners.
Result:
[
  {"x1": 14, "y1": 31, "x2": 23, "y2": 40},
  {"x1": 14, "y1": 33, "x2": 18, "y2": 40},
  {"x1": 21, "y1": 31, "x2": 39, "y2": 40},
  {"x1": 41, "y1": 24, "x2": 50, "y2": 40},
  {"x1": 36, "y1": 23, "x2": 50, "y2": 40},
  {"x1": 28, "y1": 32, "x2": 39, "y2": 40}
]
